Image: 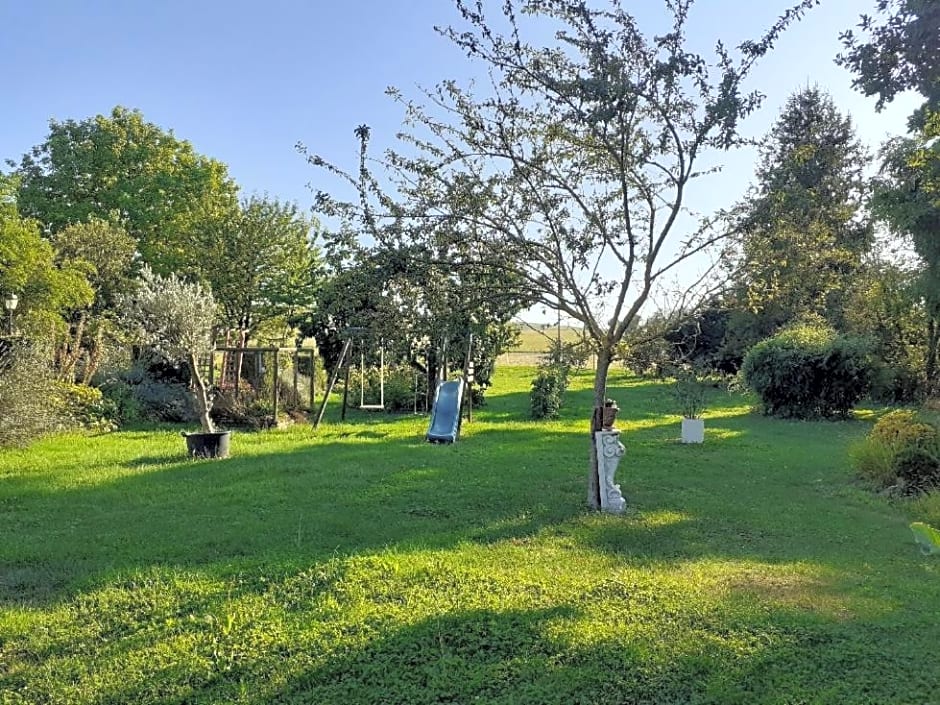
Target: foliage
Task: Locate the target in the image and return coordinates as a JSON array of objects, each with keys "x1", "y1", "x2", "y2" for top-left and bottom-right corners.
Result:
[
  {"x1": 4, "y1": 368, "x2": 940, "y2": 703},
  {"x1": 197, "y1": 195, "x2": 321, "y2": 340},
  {"x1": 852, "y1": 409, "x2": 940, "y2": 494},
  {"x1": 54, "y1": 382, "x2": 117, "y2": 432},
  {"x1": 0, "y1": 175, "x2": 94, "y2": 338},
  {"x1": 530, "y1": 339, "x2": 574, "y2": 420},
  {"x1": 741, "y1": 322, "x2": 874, "y2": 418},
  {"x1": 120, "y1": 266, "x2": 218, "y2": 432},
  {"x1": 306, "y1": 0, "x2": 818, "y2": 507},
  {"x1": 910, "y1": 521, "x2": 940, "y2": 554},
  {"x1": 355, "y1": 365, "x2": 426, "y2": 414},
  {"x1": 672, "y1": 366, "x2": 707, "y2": 419},
  {"x1": 838, "y1": 0, "x2": 940, "y2": 127},
  {"x1": 12, "y1": 106, "x2": 239, "y2": 275},
  {"x1": 0, "y1": 341, "x2": 66, "y2": 446},
  {"x1": 304, "y1": 250, "x2": 518, "y2": 407},
  {"x1": 870, "y1": 115, "x2": 940, "y2": 392},
  {"x1": 870, "y1": 409, "x2": 938, "y2": 447},
  {"x1": 52, "y1": 217, "x2": 137, "y2": 312},
  {"x1": 843, "y1": 257, "x2": 925, "y2": 402}
]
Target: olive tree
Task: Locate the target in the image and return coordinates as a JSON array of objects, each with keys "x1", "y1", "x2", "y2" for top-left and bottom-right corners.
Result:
[{"x1": 121, "y1": 267, "x2": 218, "y2": 432}]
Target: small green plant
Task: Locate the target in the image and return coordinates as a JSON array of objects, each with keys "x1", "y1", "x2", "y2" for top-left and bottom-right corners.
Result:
[{"x1": 672, "y1": 367, "x2": 707, "y2": 419}]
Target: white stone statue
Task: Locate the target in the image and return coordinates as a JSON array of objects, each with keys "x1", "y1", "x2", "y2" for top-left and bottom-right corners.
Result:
[{"x1": 595, "y1": 429, "x2": 626, "y2": 513}]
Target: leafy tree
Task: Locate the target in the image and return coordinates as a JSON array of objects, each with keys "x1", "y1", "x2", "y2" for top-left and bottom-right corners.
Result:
[
  {"x1": 308, "y1": 0, "x2": 817, "y2": 507},
  {"x1": 48, "y1": 217, "x2": 138, "y2": 383},
  {"x1": 870, "y1": 115, "x2": 940, "y2": 391},
  {"x1": 195, "y1": 196, "x2": 320, "y2": 342},
  {"x1": 843, "y1": 255, "x2": 925, "y2": 401},
  {"x1": 0, "y1": 175, "x2": 93, "y2": 338},
  {"x1": 120, "y1": 267, "x2": 218, "y2": 432},
  {"x1": 304, "y1": 245, "x2": 520, "y2": 407},
  {"x1": 723, "y1": 87, "x2": 872, "y2": 361},
  {"x1": 837, "y1": 0, "x2": 940, "y2": 127},
  {"x1": 11, "y1": 106, "x2": 239, "y2": 274}
]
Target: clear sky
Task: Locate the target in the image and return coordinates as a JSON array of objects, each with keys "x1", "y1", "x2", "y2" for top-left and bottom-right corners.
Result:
[{"x1": 2, "y1": 0, "x2": 919, "y2": 215}]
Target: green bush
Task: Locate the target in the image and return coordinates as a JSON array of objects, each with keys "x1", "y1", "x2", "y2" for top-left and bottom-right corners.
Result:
[
  {"x1": 741, "y1": 324, "x2": 874, "y2": 419},
  {"x1": 54, "y1": 382, "x2": 117, "y2": 431},
  {"x1": 852, "y1": 409, "x2": 940, "y2": 495},
  {"x1": 530, "y1": 366, "x2": 567, "y2": 420},
  {"x1": 0, "y1": 341, "x2": 67, "y2": 446},
  {"x1": 870, "y1": 409, "x2": 938, "y2": 448}
]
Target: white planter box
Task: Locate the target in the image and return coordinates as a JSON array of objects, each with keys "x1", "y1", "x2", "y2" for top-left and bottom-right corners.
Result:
[{"x1": 681, "y1": 418, "x2": 704, "y2": 444}]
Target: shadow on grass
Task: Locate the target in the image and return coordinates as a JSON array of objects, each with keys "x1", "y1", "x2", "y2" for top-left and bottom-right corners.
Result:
[{"x1": 0, "y1": 372, "x2": 885, "y2": 611}]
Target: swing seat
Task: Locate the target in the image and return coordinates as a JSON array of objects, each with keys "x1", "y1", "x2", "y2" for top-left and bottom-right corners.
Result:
[{"x1": 359, "y1": 404, "x2": 385, "y2": 411}]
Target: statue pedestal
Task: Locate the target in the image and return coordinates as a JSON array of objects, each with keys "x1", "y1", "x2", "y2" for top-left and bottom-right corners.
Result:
[{"x1": 595, "y1": 429, "x2": 626, "y2": 514}]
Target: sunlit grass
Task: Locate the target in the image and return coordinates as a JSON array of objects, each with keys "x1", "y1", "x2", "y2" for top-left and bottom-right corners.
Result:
[{"x1": 2, "y1": 367, "x2": 939, "y2": 703}]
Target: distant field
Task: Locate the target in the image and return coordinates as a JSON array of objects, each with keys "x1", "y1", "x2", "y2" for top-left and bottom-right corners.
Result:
[{"x1": 512, "y1": 323, "x2": 586, "y2": 352}]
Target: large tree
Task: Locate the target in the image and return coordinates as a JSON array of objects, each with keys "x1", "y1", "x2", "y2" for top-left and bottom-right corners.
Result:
[
  {"x1": 0, "y1": 175, "x2": 93, "y2": 338},
  {"x1": 837, "y1": 0, "x2": 940, "y2": 128},
  {"x1": 870, "y1": 116, "x2": 940, "y2": 391},
  {"x1": 309, "y1": 0, "x2": 817, "y2": 508},
  {"x1": 11, "y1": 106, "x2": 239, "y2": 275},
  {"x1": 839, "y1": 0, "x2": 940, "y2": 392},
  {"x1": 194, "y1": 195, "x2": 321, "y2": 342},
  {"x1": 723, "y1": 87, "x2": 872, "y2": 360}
]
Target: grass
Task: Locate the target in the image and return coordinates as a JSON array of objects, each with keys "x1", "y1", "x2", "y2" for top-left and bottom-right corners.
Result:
[{"x1": 2, "y1": 367, "x2": 939, "y2": 704}]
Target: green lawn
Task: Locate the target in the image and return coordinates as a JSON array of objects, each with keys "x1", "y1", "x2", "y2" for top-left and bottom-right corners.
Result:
[{"x1": 1, "y1": 367, "x2": 939, "y2": 704}]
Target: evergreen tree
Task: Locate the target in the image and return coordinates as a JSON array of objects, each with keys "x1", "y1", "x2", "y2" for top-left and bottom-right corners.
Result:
[{"x1": 724, "y1": 87, "x2": 872, "y2": 361}]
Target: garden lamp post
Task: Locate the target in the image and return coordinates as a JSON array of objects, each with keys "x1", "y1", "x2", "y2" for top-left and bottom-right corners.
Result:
[{"x1": 4, "y1": 293, "x2": 17, "y2": 335}]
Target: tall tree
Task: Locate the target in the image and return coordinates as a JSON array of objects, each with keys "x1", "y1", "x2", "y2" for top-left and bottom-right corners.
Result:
[
  {"x1": 0, "y1": 175, "x2": 93, "y2": 338},
  {"x1": 837, "y1": 0, "x2": 940, "y2": 128},
  {"x1": 724, "y1": 87, "x2": 872, "y2": 358},
  {"x1": 309, "y1": 0, "x2": 817, "y2": 508},
  {"x1": 195, "y1": 196, "x2": 321, "y2": 342},
  {"x1": 870, "y1": 115, "x2": 940, "y2": 391},
  {"x1": 839, "y1": 0, "x2": 940, "y2": 392},
  {"x1": 11, "y1": 106, "x2": 239, "y2": 274}
]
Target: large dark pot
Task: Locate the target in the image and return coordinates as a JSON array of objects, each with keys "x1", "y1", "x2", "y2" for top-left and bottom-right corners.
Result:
[{"x1": 183, "y1": 431, "x2": 231, "y2": 459}]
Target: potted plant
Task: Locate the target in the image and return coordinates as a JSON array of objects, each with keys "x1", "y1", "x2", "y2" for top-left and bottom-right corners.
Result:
[
  {"x1": 122, "y1": 266, "x2": 230, "y2": 458},
  {"x1": 673, "y1": 367, "x2": 706, "y2": 444},
  {"x1": 601, "y1": 398, "x2": 619, "y2": 430}
]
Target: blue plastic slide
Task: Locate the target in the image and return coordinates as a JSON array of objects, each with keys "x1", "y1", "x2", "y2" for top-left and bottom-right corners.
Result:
[{"x1": 426, "y1": 379, "x2": 465, "y2": 443}]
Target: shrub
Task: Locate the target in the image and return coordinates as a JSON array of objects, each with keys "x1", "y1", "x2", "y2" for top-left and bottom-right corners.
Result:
[
  {"x1": 530, "y1": 366, "x2": 567, "y2": 420},
  {"x1": 741, "y1": 324, "x2": 874, "y2": 419},
  {"x1": 852, "y1": 409, "x2": 940, "y2": 495},
  {"x1": 0, "y1": 341, "x2": 67, "y2": 446},
  {"x1": 530, "y1": 341, "x2": 572, "y2": 420},
  {"x1": 895, "y1": 446, "x2": 940, "y2": 495},
  {"x1": 870, "y1": 409, "x2": 938, "y2": 448},
  {"x1": 54, "y1": 382, "x2": 117, "y2": 431}
]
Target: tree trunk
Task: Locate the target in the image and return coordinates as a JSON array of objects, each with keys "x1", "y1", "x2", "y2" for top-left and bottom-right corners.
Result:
[
  {"x1": 187, "y1": 352, "x2": 215, "y2": 433},
  {"x1": 926, "y1": 316, "x2": 939, "y2": 395},
  {"x1": 587, "y1": 347, "x2": 613, "y2": 510}
]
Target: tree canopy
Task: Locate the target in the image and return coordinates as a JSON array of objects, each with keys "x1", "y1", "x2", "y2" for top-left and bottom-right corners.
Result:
[
  {"x1": 310, "y1": 0, "x2": 818, "y2": 507},
  {"x1": 12, "y1": 106, "x2": 239, "y2": 275}
]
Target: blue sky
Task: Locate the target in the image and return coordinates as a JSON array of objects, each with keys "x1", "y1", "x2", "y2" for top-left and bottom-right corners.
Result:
[{"x1": 2, "y1": 0, "x2": 919, "y2": 220}]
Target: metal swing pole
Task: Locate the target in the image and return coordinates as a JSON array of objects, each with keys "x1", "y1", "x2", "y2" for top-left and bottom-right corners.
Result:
[
  {"x1": 360, "y1": 343, "x2": 365, "y2": 409},
  {"x1": 379, "y1": 340, "x2": 385, "y2": 408}
]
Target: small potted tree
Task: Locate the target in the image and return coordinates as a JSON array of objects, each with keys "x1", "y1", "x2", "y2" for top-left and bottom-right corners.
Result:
[
  {"x1": 673, "y1": 366, "x2": 706, "y2": 444},
  {"x1": 122, "y1": 266, "x2": 230, "y2": 458}
]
